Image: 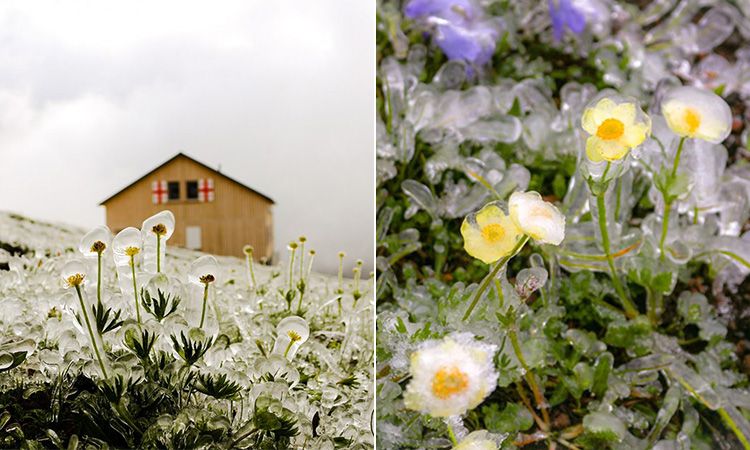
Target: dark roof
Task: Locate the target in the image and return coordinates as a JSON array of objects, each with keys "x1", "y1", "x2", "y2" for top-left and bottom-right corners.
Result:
[{"x1": 99, "y1": 152, "x2": 275, "y2": 205}]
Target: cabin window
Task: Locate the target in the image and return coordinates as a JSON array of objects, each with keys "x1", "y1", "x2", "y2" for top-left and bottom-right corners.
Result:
[
  {"x1": 186, "y1": 180, "x2": 199, "y2": 199},
  {"x1": 167, "y1": 181, "x2": 180, "y2": 200}
]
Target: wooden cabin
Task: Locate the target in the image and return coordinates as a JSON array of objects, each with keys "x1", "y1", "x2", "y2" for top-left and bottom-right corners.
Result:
[{"x1": 100, "y1": 153, "x2": 274, "y2": 260}]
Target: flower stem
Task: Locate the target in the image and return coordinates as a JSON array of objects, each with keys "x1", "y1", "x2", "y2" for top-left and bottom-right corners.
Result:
[
  {"x1": 246, "y1": 254, "x2": 256, "y2": 290},
  {"x1": 462, "y1": 236, "x2": 529, "y2": 321},
  {"x1": 671, "y1": 136, "x2": 686, "y2": 179},
  {"x1": 97, "y1": 252, "x2": 102, "y2": 305},
  {"x1": 659, "y1": 136, "x2": 686, "y2": 262},
  {"x1": 298, "y1": 241, "x2": 305, "y2": 281},
  {"x1": 156, "y1": 235, "x2": 161, "y2": 273},
  {"x1": 130, "y1": 256, "x2": 141, "y2": 325},
  {"x1": 288, "y1": 248, "x2": 296, "y2": 293},
  {"x1": 283, "y1": 339, "x2": 295, "y2": 358},
  {"x1": 446, "y1": 422, "x2": 458, "y2": 446},
  {"x1": 74, "y1": 285, "x2": 108, "y2": 379},
  {"x1": 508, "y1": 325, "x2": 550, "y2": 430},
  {"x1": 658, "y1": 208, "x2": 676, "y2": 263},
  {"x1": 596, "y1": 187, "x2": 638, "y2": 318},
  {"x1": 199, "y1": 283, "x2": 209, "y2": 329}
]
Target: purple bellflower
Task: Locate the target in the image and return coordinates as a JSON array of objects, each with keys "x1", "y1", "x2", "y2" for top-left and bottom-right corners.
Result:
[
  {"x1": 548, "y1": 0, "x2": 586, "y2": 41},
  {"x1": 405, "y1": 0, "x2": 499, "y2": 67}
]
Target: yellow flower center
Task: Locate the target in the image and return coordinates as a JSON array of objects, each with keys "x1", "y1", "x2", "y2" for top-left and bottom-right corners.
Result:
[
  {"x1": 684, "y1": 108, "x2": 701, "y2": 134},
  {"x1": 431, "y1": 366, "x2": 469, "y2": 399},
  {"x1": 66, "y1": 273, "x2": 85, "y2": 287},
  {"x1": 124, "y1": 246, "x2": 140, "y2": 257},
  {"x1": 596, "y1": 118, "x2": 625, "y2": 140},
  {"x1": 481, "y1": 223, "x2": 505, "y2": 243},
  {"x1": 287, "y1": 330, "x2": 301, "y2": 342}
]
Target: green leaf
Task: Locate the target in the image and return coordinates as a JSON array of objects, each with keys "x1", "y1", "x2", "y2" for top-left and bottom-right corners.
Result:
[
  {"x1": 592, "y1": 352, "x2": 614, "y2": 398},
  {"x1": 482, "y1": 402, "x2": 533, "y2": 434},
  {"x1": 508, "y1": 97, "x2": 522, "y2": 117},
  {"x1": 254, "y1": 411, "x2": 281, "y2": 431},
  {"x1": 582, "y1": 411, "x2": 626, "y2": 444},
  {"x1": 603, "y1": 316, "x2": 651, "y2": 352}
]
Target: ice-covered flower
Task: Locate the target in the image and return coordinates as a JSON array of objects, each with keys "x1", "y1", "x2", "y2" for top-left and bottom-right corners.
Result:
[
  {"x1": 404, "y1": 333, "x2": 498, "y2": 417},
  {"x1": 79, "y1": 226, "x2": 112, "y2": 258},
  {"x1": 581, "y1": 97, "x2": 651, "y2": 162},
  {"x1": 404, "y1": 0, "x2": 499, "y2": 67},
  {"x1": 453, "y1": 430, "x2": 499, "y2": 450},
  {"x1": 461, "y1": 202, "x2": 523, "y2": 264},
  {"x1": 661, "y1": 86, "x2": 732, "y2": 143},
  {"x1": 548, "y1": 0, "x2": 585, "y2": 41},
  {"x1": 509, "y1": 191, "x2": 565, "y2": 245}
]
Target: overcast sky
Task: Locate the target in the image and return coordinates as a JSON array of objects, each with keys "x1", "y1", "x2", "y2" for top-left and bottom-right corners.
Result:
[{"x1": 0, "y1": 1, "x2": 373, "y2": 274}]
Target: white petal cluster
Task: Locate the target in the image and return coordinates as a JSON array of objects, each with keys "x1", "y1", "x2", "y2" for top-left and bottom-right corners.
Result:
[
  {"x1": 404, "y1": 333, "x2": 498, "y2": 418},
  {"x1": 509, "y1": 191, "x2": 566, "y2": 245}
]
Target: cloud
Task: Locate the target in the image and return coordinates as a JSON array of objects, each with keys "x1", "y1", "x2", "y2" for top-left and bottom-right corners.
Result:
[{"x1": 0, "y1": 0, "x2": 374, "y2": 275}]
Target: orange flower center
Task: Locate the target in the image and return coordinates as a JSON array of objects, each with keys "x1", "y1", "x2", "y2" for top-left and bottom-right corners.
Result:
[
  {"x1": 596, "y1": 118, "x2": 625, "y2": 140},
  {"x1": 431, "y1": 366, "x2": 469, "y2": 399},
  {"x1": 684, "y1": 108, "x2": 701, "y2": 134},
  {"x1": 481, "y1": 223, "x2": 505, "y2": 243}
]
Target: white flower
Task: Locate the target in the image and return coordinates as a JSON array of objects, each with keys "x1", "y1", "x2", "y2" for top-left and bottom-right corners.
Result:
[
  {"x1": 453, "y1": 431, "x2": 499, "y2": 450},
  {"x1": 404, "y1": 333, "x2": 498, "y2": 418},
  {"x1": 661, "y1": 85, "x2": 732, "y2": 143},
  {"x1": 509, "y1": 191, "x2": 566, "y2": 245}
]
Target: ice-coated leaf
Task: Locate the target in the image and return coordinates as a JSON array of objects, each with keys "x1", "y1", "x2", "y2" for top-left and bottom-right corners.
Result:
[
  {"x1": 401, "y1": 179, "x2": 438, "y2": 219},
  {"x1": 583, "y1": 411, "x2": 626, "y2": 444},
  {"x1": 592, "y1": 352, "x2": 614, "y2": 398},
  {"x1": 481, "y1": 402, "x2": 533, "y2": 434}
]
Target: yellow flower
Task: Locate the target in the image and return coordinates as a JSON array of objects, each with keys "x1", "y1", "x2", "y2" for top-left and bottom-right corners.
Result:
[
  {"x1": 581, "y1": 97, "x2": 651, "y2": 162},
  {"x1": 461, "y1": 203, "x2": 523, "y2": 264},
  {"x1": 661, "y1": 86, "x2": 732, "y2": 143},
  {"x1": 404, "y1": 334, "x2": 498, "y2": 418}
]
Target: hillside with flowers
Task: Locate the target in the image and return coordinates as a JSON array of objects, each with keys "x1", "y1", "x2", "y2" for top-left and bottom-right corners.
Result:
[
  {"x1": 0, "y1": 211, "x2": 373, "y2": 449},
  {"x1": 377, "y1": 1, "x2": 750, "y2": 449}
]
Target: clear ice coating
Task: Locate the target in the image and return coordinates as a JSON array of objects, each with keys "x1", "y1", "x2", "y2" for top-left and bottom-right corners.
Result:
[
  {"x1": 0, "y1": 210, "x2": 373, "y2": 448},
  {"x1": 272, "y1": 316, "x2": 310, "y2": 360},
  {"x1": 141, "y1": 210, "x2": 175, "y2": 274},
  {"x1": 377, "y1": 0, "x2": 750, "y2": 448},
  {"x1": 112, "y1": 227, "x2": 143, "y2": 298}
]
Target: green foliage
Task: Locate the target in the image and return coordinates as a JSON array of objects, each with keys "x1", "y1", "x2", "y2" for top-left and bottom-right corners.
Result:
[
  {"x1": 194, "y1": 372, "x2": 242, "y2": 400},
  {"x1": 90, "y1": 301, "x2": 123, "y2": 335},
  {"x1": 170, "y1": 331, "x2": 214, "y2": 366},
  {"x1": 140, "y1": 287, "x2": 181, "y2": 322}
]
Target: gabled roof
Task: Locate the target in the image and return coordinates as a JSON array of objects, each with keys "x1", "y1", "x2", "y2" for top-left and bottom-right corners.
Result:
[{"x1": 99, "y1": 152, "x2": 275, "y2": 205}]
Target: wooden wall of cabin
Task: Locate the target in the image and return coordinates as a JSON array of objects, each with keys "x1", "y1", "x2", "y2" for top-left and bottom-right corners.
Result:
[{"x1": 103, "y1": 155, "x2": 273, "y2": 260}]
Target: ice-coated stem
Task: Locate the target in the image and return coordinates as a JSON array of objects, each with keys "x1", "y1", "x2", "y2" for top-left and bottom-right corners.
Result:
[
  {"x1": 199, "y1": 282, "x2": 209, "y2": 329},
  {"x1": 508, "y1": 325, "x2": 550, "y2": 430},
  {"x1": 671, "y1": 136, "x2": 686, "y2": 180},
  {"x1": 245, "y1": 253, "x2": 256, "y2": 290},
  {"x1": 659, "y1": 136, "x2": 687, "y2": 262},
  {"x1": 156, "y1": 234, "x2": 161, "y2": 273},
  {"x1": 97, "y1": 252, "x2": 102, "y2": 305},
  {"x1": 288, "y1": 248, "x2": 296, "y2": 293},
  {"x1": 74, "y1": 285, "x2": 108, "y2": 379},
  {"x1": 337, "y1": 253, "x2": 344, "y2": 293},
  {"x1": 596, "y1": 181, "x2": 638, "y2": 319},
  {"x1": 670, "y1": 368, "x2": 750, "y2": 449},
  {"x1": 446, "y1": 422, "x2": 458, "y2": 446},
  {"x1": 298, "y1": 241, "x2": 305, "y2": 280},
  {"x1": 130, "y1": 255, "x2": 141, "y2": 325},
  {"x1": 463, "y1": 235, "x2": 529, "y2": 321},
  {"x1": 283, "y1": 339, "x2": 295, "y2": 358}
]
